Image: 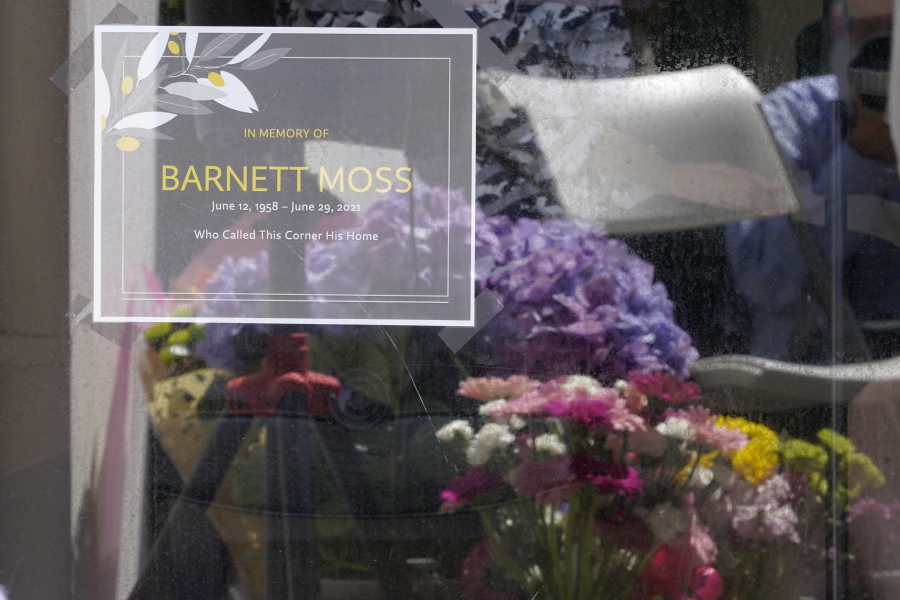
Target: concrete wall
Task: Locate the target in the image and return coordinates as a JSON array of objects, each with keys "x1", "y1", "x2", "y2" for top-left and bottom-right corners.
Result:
[{"x1": 0, "y1": 0, "x2": 72, "y2": 597}]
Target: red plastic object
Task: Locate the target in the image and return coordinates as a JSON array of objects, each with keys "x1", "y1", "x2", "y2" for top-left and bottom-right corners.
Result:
[{"x1": 224, "y1": 333, "x2": 341, "y2": 416}]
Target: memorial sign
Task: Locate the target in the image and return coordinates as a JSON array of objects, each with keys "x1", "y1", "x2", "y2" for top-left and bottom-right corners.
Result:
[{"x1": 94, "y1": 26, "x2": 476, "y2": 325}]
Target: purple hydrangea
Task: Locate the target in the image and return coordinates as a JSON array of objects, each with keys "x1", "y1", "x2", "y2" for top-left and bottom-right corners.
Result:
[
  {"x1": 305, "y1": 185, "x2": 471, "y2": 304},
  {"x1": 195, "y1": 251, "x2": 268, "y2": 371},
  {"x1": 474, "y1": 213, "x2": 698, "y2": 381}
]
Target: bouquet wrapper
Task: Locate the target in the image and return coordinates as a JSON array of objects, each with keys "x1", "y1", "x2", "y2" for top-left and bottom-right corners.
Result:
[{"x1": 140, "y1": 349, "x2": 268, "y2": 600}]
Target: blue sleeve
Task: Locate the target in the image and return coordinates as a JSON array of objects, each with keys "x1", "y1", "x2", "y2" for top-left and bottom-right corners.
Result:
[
  {"x1": 725, "y1": 218, "x2": 808, "y2": 311},
  {"x1": 725, "y1": 218, "x2": 809, "y2": 359},
  {"x1": 722, "y1": 76, "x2": 839, "y2": 358},
  {"x1": 760, "y1": 75, "x2": 838, "y2": 178}
]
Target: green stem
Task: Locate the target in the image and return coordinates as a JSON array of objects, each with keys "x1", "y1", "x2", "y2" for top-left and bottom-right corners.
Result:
[
  {"x1": 480, "y1": 511, "x2": 532, "y2": 592},
  {"x1": 577, "y1": 494, "x2": 596, "y2": 600},
  {"x1": 543, "y1": 505, "x2": 566, "y2": 598},
  {"x1": 682, "y1": 453, "x2": 701, "y2": 491},
  {"x1": 634, "y1": 542, "x2": 663, "y2": 576},
  {"x1": 592, "y1": 535, "x2": 612, "y2": 600},
  {"x1": 563, "y1": 493, "x2": 580, "y2": 600}
]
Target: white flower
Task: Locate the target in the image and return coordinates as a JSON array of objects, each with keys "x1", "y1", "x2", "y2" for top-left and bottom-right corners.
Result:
[
  {"x1": 508, "y1": 415, "x2": 527, "y2": 431},
  {"x1": 643, "y1": 504, "x2": 686, "y2": 544},
  {"x1": 466, "y1": 423, "x2": 515, "y2": 466},
  {"x1": 544, "y1": 505, "x2": 567, "y2": 526},
  {"x1": 478, "y1": 399, "x2": 506, "y2": 417},
  {"x1": 561, "y1": 375, "x2": 604, "y2": 395},
  {"x1": 689, "y1": 466, "x2": 715, "y2": 488},
  {"x1": 530, "y1": 433, "x2": 567, "y2": 456},
  {"x1": 656, "y1": 416, "x2": 696, "y2": 442},
  {"x1": 436, "y1": 420, "x2": 474, "y2": 443}
]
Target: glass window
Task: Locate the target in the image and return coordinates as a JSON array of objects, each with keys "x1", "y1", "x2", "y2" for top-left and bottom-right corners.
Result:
[{"x1": 2, "y1": 0, "x2": 900, "y2": 597}]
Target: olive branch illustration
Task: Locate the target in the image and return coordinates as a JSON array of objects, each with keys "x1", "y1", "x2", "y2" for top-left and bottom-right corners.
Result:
[{"x1": 98, "y1": 32, "x2": 289, "y2": 151}]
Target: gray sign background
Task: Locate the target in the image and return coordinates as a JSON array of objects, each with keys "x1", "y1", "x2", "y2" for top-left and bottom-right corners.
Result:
[{"x1": 95, "y1": 27, "x2": 475, "y2": 325}]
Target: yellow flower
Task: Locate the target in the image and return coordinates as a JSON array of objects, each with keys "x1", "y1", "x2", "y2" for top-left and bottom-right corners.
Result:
[{"x1": 716, "y1": 416, "x2": 780, "y2": 484}]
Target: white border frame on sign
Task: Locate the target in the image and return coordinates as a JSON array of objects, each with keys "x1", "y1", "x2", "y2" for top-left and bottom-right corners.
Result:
[{"x1": 94, "y1": 26, "x2": 477, "y2": 326}]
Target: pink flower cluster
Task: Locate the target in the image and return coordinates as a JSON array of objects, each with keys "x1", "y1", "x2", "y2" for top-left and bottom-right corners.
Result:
[
  {"x1": 439, "y1": 373, "x2": 723, "y2": 513},
  {"x1": 628, "y1": 371, "x2": 702, "y2": 405},
  {"x1": 676, "y1": 407, "x2": 748, "y2": 452},
  {"x1": 440, "y1": 466, "x2": 504, "y2": 514},
  {"x1": 506, "y1": 453, "x2": 646, "y2": 506},
  {"x1": 846, "y1": 497, "x2": 900, "y2": 546},
  {"x1": 509, "y1": 458, "x2": 580, "y2": 506},
  {"x1": 638, "y1": 558, "x2": 724, "y2": 600},
  {"x1": 570, "y1": 453, "x2": 645, "y2": 499},
  {"x1": 484, "y1": 376, "x2": 650, "y2": 434},
  {"x1": 543, "y1": 397, "x2": 612, "y2": 430},
  {"x1": 707, "y1": 474, "x2": 801, "y2": 544},
  {"x1": 847, "y1": 497, "x2": 900, "y2": 523},
  {"x1": 457, "y1": 375, "x2": 540, "y2": 402},
  {"x1": 639, "y1": 496, "x2": 722, "y2": 600}
]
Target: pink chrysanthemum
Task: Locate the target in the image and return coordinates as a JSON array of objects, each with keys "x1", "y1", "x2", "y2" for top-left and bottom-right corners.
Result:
[
  {"x1": 439, "y1": 466, "x2": 504, "y2": 514},
  {"x1": 628, "y1": 371, "x2": 702, "y2": 405},
  {"x1": 457, "y1": 375, "x2": 540, "y2": 402},
  {"x1": 671, "y1": 493, "x2": 718, "y2": 566},
  {"x1": 489, "y1": 377, "x2": 620, "y2": 419},
  {"x1": 570, "y1": 453, "x2": 644, "y2": 499},
  {"x1": 544, "y1": 398, "x2": 613, "y2": 430},
  {"x1": 488, "y1": 385, "x2": 556, "y2": 417},
  {"x1": 510, "y1": 458, "x2": 582, "y2": 506},
  {"x1": 678, "y1": 406, "x2": 748, "y2": 452},
  {"x1": 608, "y1": 399, "x2": 648, "y2": 432}
]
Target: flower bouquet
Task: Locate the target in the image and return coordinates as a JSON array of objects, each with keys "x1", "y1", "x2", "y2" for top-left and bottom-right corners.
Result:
[
  {"x1": 437, "y1": 373, "x2": 886, "y2": 600},
  {"x1": 139, "y1": 279, "x2": 271, "y2": 597}
]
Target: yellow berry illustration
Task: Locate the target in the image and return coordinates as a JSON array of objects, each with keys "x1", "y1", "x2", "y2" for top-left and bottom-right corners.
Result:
[
  {"x1": 100, "y1": 115, "x2": 107, "y2": 131},
  {"x1": 168, "y1": 40, "x2": 180, "y2": 54},
  {"x1": 169, "y1": 31, "x2": 179, "y2": 36},
  {"x1": 121, "y1": 75, "x2": 134, "y2": 94},
  {"x1": 208, "y1": 72, "x2": 225, "y2": 87},
  {"x1": 117, "y1": 137, "x2": 140, "y2": 152}
]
